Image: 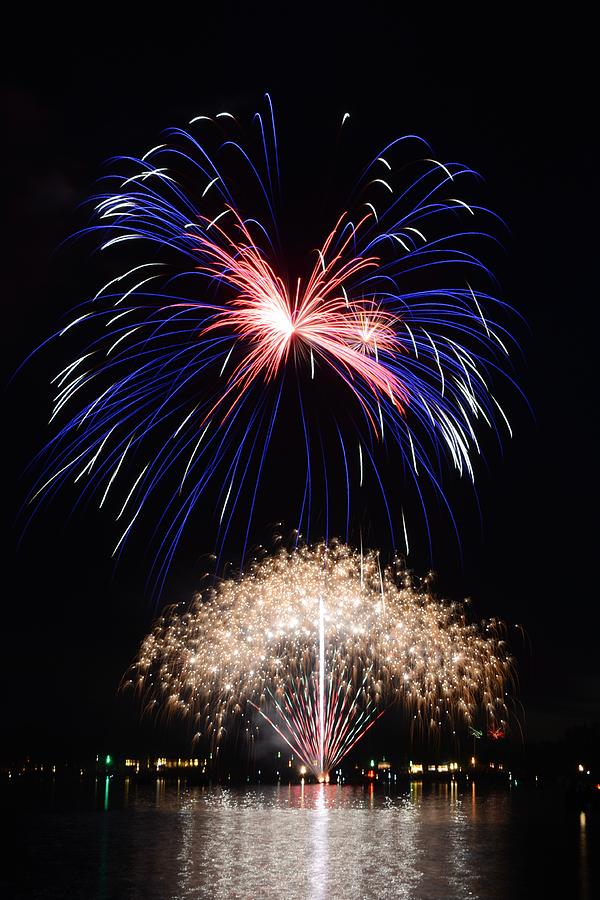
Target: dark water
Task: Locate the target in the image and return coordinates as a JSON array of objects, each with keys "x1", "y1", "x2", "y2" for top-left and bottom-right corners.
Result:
[{"x1": 3, "y1": 778, "x2": 597, "y2": 899}]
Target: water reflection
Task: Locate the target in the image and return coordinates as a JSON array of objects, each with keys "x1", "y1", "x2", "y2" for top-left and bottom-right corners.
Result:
[
  {"x1": 168, "y1": 784, "x2": 513, "y2": 898},
  {"x1": 155, "y1": 776, "x2": 167, "y2": 808},
  {"x1": 580, "y1": 811, "x2": 588, "y2": 900},
  {"x1": 6, "y1": 780, "x2": 595, "y2": 899}
]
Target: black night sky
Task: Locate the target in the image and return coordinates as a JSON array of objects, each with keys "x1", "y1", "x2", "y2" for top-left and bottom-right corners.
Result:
[{"x1": 2, "y1": 12, "x2": 598, "y2": 760}]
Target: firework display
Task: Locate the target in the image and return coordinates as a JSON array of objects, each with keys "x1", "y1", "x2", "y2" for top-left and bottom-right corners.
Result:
[
  {"x1": 131, "y1": 542, "x2": 513, "y2": 780},
  {"x1": 27, "y1": 95, "x2": 519, "y2": 588},
  {"x1": 23, "y1": 95, "x2": 521, "y2": 772}
]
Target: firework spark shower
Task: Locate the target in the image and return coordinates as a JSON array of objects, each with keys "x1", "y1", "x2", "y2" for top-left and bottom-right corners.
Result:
[
  {"x1": 131, "y1": 542, "x2": 513, "y2": 780},
  {"x1": 23, "y1": 95, "x2": 522, "y2": 590},
  {"x1": 9, "y1": 19, "x2": 600, "y2": 899}
]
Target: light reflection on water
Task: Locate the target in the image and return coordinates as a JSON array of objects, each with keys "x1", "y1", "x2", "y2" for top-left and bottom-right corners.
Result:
[{"x1": 5, "y1": 780, "x2": 596, "y2": 899}]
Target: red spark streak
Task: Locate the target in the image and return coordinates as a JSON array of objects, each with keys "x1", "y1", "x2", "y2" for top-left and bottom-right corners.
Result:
[{"x1": 176, "y1": 209, "x2": 408, "y2": 435}]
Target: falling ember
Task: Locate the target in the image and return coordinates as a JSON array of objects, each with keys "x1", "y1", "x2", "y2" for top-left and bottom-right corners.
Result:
[{"x1": 130, "y1": 542, "x2": 514, "y2": 780}]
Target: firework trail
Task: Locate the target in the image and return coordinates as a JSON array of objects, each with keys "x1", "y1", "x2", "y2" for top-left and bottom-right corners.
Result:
[
  {"x1": 25, "y1": 96, "x2": 521, "y2": 591},
  {"x1": 130, "y1": 542, "x2": 514, "y2": 780}
]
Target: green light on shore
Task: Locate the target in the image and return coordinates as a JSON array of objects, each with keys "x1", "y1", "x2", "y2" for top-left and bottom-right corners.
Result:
[{"x1": 105, "y1": 755, "x2": 112, "y2": 765}]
